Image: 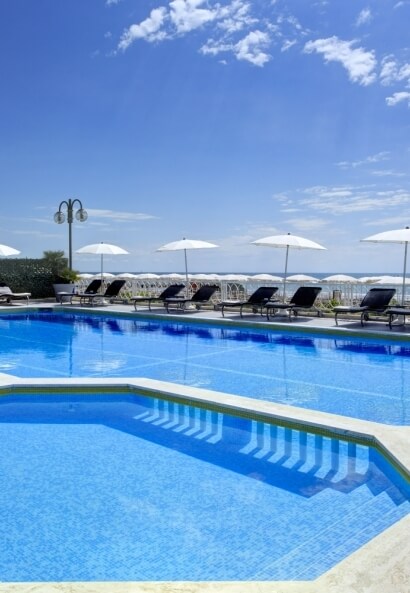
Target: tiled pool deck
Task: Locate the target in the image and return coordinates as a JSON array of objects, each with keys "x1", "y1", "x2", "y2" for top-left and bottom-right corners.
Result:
[{"x1": 0, "y1": 301, "x2": 409, "y2": 593}]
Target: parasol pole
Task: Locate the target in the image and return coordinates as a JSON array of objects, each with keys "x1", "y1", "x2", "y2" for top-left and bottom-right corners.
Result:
[
  {"x1": 184, "y1": 248, "x2": 189, "y2": 297},
  {"x1": 283, "y1": 244, "x2": 289, "y2": 301},
  {"x1": 402, "y1": 239, "x2": 408, "y2": 305}
]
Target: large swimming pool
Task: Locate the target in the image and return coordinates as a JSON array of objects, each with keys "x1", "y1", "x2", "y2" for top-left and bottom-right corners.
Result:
[
  {"x1": 0, "y1": 391, "x2": 408, "y2": 582},
  {"x1": 0, "y1": 311, "x2": 409, "y2": 425}
]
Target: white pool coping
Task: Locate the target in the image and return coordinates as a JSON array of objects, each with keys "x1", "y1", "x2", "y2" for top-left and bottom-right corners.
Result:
[{"x1": 0, "y1": 303, "x2": 409, "y2": 592}]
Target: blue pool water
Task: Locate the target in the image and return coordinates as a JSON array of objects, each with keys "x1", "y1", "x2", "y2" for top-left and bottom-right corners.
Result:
[
  {"x1": 0, "y1": 392, "x2": 408, "y2": 582},
  {"x1": 0, "y1": 311, "x2": 409, "y2": 425}
]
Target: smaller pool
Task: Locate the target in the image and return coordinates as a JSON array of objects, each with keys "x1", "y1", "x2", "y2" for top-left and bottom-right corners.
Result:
[{"x1": 0, "y1": 391, "x2": 408, "y2": 582}]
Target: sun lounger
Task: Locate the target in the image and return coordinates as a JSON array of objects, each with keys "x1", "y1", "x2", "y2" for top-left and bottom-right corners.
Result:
[
  {"x1": 75, "y1": 279, "x2": 126, "y2": 306},
  {"x1": 58, "y1": 279, "x2": 102, "y2": 304},
  {"x1": 333, "y1": 288, "x2": 396, "y2": 326},
  {"x1": 164, "y1": 284, "x2": 219, "y2": 312},
  {"x1": 0, "y1": 286, "x2": 31, "y2": 304},
  {"x1": 385, "y1": 307, "x2": 410, "y2": 329},
  {"x1": 265, "y1": 287, "x2": 322, "y2": 321},
  {"x1": 220, "y1": 286, "x2": 279, "y2": 317},
  {"x1": 131, "y1": 284, "x2": 185, "y2": 311}
]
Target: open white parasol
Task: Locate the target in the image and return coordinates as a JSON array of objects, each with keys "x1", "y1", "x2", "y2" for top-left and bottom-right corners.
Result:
[
  {"x1": 0, "y1": 244, "x2": 20, "y2": 257},
  {"x1": 157, "y1": 238, "x2": 218, "y2": 296},
  {"x1": 361, "y1": 227, "x2": 410, "y2": 305},
  {"x1": 252, "y1": 233, "x2": 326, "y2": 300},
  {"x1": 76, "y1": 242, "x2": 129, "y2": 292}
]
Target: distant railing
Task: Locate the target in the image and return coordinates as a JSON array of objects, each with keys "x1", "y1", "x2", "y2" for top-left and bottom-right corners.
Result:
[{"x1": 75, "y1": 275, "x2": 406, "y2": 307}]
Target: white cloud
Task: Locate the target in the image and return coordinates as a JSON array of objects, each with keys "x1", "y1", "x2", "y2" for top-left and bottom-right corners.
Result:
[
  {"x1": 380, "y1": 56, "x2": 410, "y2": 86},
  {"x1": 87, "y1": 209, "x2": 157, "y2": 222},
  {"x1": 303, "y1": 36, "x2": 377, "y2": 86},
  {"x1": 386, "y1": 91, "x2": 410, "y2": 107},
  {"x1": 281, "y1": 39, "x2": 297, "y2": 52},
  {"x1": 234, "y1": 30, "x2": 271, "y2": 66},
  {"x1": 371, "y1": 169, "x2": 406, "y2": 177},
  {"x1": 169, "y1": 0, "x2": 217, "y2": 34},
  {"x1": 301, "y1": 186, "x2": 410, "y2": 214},
  {"x1": 106, "y1": 0, "x2": 121, "y2": 5},
  {"x1": 217, "y1": 0, "x2": 257, "y2": 34},
  {"x1": 119, "y1": 7, "x2": 168, "y2": 50},
  {"x1": 336, "y1": 152, "x2": 390, "y2": 169},
  {"x1": 284, "y1": 217, "x2": 329, "y2": 232},
  {"x1": 201, "y1": 28, "x2": 270, "y2": 66},
  {"x1": 355, "y1": 8, "x2": 372, "y2": 27},
  {"x1": 200, "y1": 39, "x2": 234, "y2": 57}
]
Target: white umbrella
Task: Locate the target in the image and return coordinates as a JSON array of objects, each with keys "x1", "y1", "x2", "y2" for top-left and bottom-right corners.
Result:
[
  {"x1": 77, "y1": 273, "x2": 94, "y2": 279},
  {"x1": 358, "y1": 276, "x2": 381, "y2": 283},
  {"x1": 252, "y1": 233, "x2": 326, "y2": 300},
  {"x1": 91, "y1": 272, "x2": 115, "y2": 279},
  {"x1": 287, "y1": 274, "x2": 319, "y2": 283},
  {"x1": 0, "y1": 244, "x2": 20, "y2": 257},
  {"x1": 157, "y1": 238, "x2": 218, "y2": 296},
  {"x1": 135, "y1": 273, "x2": 160, "y2": 279},
  {"x1": 76, "y1": 242, "x2": 129, "y2": 292},
  {"x1": 322, "y1": 274, "x2": 357, "y2": 283},
  {"x1": 361, "y1": 227, "x2": 410, "y2": 304},
  {"x1": 116, "y1": 272, "x2": 137, "y2": 279},
  {"x1": 250, "y1": 273, "x2": 283, "y2": 282},
  {"x1": 375, "y1": 275, "x2": 410, "y2": 285},
  {"x1": 219, "y1": 274, "x2": 250, "y2": 281}
]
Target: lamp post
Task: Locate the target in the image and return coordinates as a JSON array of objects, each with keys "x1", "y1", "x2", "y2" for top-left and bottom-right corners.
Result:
[{"x1": 54, "y1": 198, "x2": 88, "y2": 270}]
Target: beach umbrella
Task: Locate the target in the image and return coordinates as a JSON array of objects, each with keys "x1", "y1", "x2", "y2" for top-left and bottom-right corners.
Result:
[
  {"x1": 287, "y1": 274, "x2": 319, "y2": 283},
  {"x1": 76, "y1": 242, "x2": 129, "y2": 292},
  {"x1": 115, "y1": 272, "x2": 137, "y2": 279},
  {"x1": 219, "y1": 274, "x2": 250, "y2": 282},
  {"x1": 252, "y1": 233, "x2": 326, "y2": 300},
  {"x1": 250, "y1": 274, "x2": 283, "y2": 282},
  {"x1": 322, "y1": 274, "x2": 357, "y2": 283},
  {"x1": 157, "y1": 238, "x2": 218, "y2": 296},
  {"x1": 135, "y1": 273, "x2": 160, "y2": 279},
  {"x1": 374, "y1": 275, "x2": 410, "y2": 285},
  {"x1": 357, "y1": 276, "x2": 381, "y2": 283},
  {"x1": 361, "y1": 227, "x2": 410, "y2": 304},
  {"x1": 0, "y1": 244, "x2": 20, "y2": 257}
]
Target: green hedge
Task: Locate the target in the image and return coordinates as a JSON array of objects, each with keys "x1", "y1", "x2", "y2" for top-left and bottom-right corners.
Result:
[{"x1": 0, "y1": 258, "x2": 59, "y2": 298}]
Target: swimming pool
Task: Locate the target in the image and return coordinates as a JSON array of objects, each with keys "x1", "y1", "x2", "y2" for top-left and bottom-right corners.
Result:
[
  {"x1": 0, "y1": 391, "x2": 408, "y2": 582},
  {"x1": 0, "y1": 311, "x2": 409, "y2": 425}
]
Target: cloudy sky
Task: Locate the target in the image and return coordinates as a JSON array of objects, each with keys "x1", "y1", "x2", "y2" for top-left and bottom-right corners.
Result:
[{"x1": 0, "y1": 0, "x2": 409, "y2": 274}]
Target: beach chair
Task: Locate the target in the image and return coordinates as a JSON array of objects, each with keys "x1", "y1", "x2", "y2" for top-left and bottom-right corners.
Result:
[
  {"x1": 0, "y1": 285, "x2": 31, "y2": 304},
  {"x1": 333, "y1": 288, "x2": 396, "y2": 326},
  {"x1": 58, "y1": 279, "x2": 102, "y2": 304},
  {"x1": 220, "y1": 286, "x2": 279, "y2": 318},
  {"x1": 131, "y1": 284, "x2": 185, "y2": 311},
  {"x1": 77, "y1": 279, "x2": 126, "y2": 306},
  {"x1": 386, "y1": 306, "x2": 410, "y2": 329},
  {"x1": 265, "y1": 286, "x2": 322, "y2": 321},
  {"x1": 164, "y1": 284, "x2": 219, "y2": 312}
]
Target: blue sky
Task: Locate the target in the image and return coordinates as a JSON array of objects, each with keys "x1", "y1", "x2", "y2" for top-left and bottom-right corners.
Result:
[{"x1": 0, "y1": 0, "x2": 409, "y2": 274}]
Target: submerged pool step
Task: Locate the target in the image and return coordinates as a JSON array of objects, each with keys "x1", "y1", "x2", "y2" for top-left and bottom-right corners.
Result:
[
  {"x1": 254, "y1": 488, "x2": 410, "y2": 580},
  {"x1": 239, "y1": 420, "x2": 370, "y2": 483}
]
